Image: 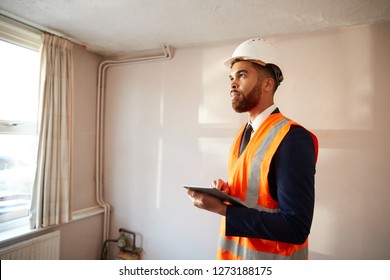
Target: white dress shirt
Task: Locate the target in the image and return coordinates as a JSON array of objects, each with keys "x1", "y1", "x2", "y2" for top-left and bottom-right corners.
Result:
[{"x1": 249, "y1": 104, "x2": 277, "y2": 139}]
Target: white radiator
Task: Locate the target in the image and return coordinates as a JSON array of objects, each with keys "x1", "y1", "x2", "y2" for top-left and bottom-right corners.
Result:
[{"x1": 0, "y1": 230, "x2": 60, "y2": 260}]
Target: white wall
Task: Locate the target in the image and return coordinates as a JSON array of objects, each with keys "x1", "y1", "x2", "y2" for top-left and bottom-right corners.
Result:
[
  {"x1": 103, "y1": 21, "x2": 390, "y2": 260},
  {"x1": 273, "y1": 22, "x2": 390, "y2": 260},
  {"x1": 104, "y1": 45, "x2": 237, "y2": 259}
]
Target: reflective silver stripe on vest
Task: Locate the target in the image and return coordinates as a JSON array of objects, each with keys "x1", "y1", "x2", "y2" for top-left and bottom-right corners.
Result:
[
  {"x1": 245, "y1": 118, "x2": 290, "y2": 209},
  {"x1": 219, "y1": 237, "x2": 308, "y2": 260}
]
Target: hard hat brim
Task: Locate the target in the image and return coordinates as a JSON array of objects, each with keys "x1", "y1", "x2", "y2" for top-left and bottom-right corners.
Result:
[{"x1": 224, "y1": 56, "x2": 266, "y2": 68}]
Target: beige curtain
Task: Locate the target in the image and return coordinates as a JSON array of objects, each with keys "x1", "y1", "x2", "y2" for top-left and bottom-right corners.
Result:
[{"x1": 30, "y1": 33, "x2": 73, "y2": 229}]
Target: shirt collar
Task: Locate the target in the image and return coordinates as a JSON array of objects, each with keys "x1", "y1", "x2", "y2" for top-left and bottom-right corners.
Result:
[{"x1": 249, "y1": 104, "x2": 277, "y2": 133}]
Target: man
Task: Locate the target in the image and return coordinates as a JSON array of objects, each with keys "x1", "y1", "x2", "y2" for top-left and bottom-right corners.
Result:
[{"x1": 187, "y1": 38, "x2": 318, "y2": 260}]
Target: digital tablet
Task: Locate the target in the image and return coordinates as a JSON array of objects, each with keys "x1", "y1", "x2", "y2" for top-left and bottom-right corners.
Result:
[{"x1": 184, "y1": 185, "x2": 247, "y2": 208}]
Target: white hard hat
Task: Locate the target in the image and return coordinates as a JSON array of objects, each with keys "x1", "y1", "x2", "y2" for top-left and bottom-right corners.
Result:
[{"x1": 224, "y1": 38, "x2": 284, "y2": 85}]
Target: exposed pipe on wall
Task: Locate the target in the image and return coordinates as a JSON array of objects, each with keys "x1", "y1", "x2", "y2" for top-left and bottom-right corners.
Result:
[{"x1": 96, "y1": 45, "x2": 173, "y2": 242}]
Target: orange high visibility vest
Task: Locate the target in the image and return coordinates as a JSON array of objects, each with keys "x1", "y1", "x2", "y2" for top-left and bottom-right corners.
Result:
[{"x1": 217, "y1": 113, "x2": 318, "y2": 260}]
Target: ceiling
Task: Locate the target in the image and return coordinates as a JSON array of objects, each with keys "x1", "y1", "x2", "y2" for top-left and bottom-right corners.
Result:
[{"x1": 1, "y1": 0, "x2": 390, "y2": 57}]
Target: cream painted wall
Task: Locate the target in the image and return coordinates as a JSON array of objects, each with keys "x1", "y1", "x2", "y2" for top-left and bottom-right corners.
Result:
[
  {"x1": 72, "y1": 45, "x2": 102, "y2": 210},
  {"x1": 62, "y1": 45, "x2": 104, "y2": 259},
  {"x1": 103, "y1": 21, "x2": 390, "y2": 259}
]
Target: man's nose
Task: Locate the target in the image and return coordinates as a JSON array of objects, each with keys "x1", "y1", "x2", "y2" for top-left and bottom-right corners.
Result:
[{"x1": 231, "y1": 79, "x2": 238, "y2": 89}]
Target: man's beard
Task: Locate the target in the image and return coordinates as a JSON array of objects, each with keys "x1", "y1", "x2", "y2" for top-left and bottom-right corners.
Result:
[{"x1": 231, "y1": 82, "x2": 262, "y2": 113}]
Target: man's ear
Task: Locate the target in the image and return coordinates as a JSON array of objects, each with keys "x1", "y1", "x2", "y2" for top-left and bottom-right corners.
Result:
[{"x1": 263, "y1": 77, "x2": 275, "y2": 93}]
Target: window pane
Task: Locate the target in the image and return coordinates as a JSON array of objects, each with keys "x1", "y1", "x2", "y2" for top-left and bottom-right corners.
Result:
[
  {"x1": 0, "y1": 134, "x2": 37, "y2": 222},
  {"x1": 0, "y1": 40, "x2": 39, "y2": 223},
  {"x1": 0, "y1": 40, "x2": 39, "y2": 122}
]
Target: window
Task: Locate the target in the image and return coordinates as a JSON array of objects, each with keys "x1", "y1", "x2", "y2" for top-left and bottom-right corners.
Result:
[{"x1": 0, "y1": 15, "x2": 41, "y2": 230}]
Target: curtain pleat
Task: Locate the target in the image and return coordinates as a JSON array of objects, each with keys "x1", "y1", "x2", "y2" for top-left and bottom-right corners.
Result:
[{"x1": 30, "y1": 33, "x2": 73, "y2": 229}]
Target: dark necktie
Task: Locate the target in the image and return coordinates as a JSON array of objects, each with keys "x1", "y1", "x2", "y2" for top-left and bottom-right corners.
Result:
[{"x1": 239, "y1": 124, "x2": 253, "y2": 155}]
